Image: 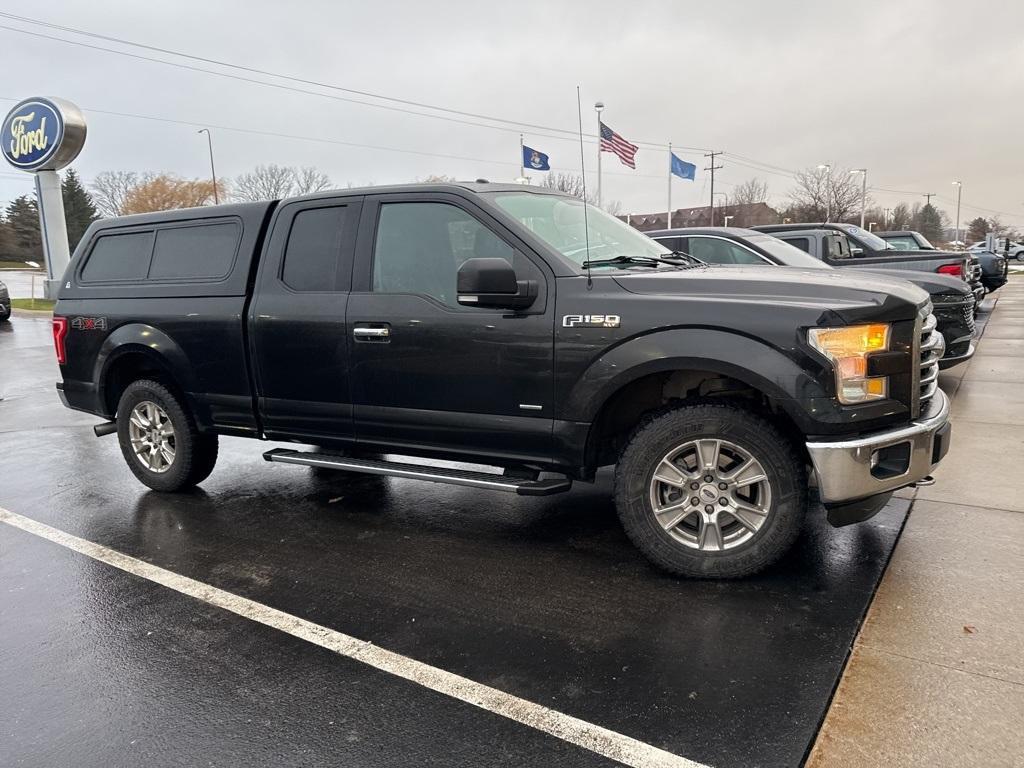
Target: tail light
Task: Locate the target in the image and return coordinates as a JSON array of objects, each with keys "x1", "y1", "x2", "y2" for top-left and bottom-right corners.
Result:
[
  {"x1": 936, "y1": 263, "x2": 966, "y2": 280},
  {"x1": 52, "y1": 316, "x2": 68, "y2": 364}
]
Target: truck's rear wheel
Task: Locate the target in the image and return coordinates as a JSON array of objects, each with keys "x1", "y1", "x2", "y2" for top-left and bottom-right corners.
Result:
[
  {"x1": 613, "y1": 402, "x2": 806, "y2": 578},
  {"x1": 116, "y1": 379, "x2": 218, "y2": 492}
]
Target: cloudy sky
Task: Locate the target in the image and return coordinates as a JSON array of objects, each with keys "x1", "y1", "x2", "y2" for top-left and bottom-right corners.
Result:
[{"x1": 2, "y1": 0, "x2": 1022, "y2": 226}]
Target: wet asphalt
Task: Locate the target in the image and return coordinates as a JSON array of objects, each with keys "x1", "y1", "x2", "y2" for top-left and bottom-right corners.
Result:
[{"x1": 0, "y1": 313, "x2": 911, "y2": 768}]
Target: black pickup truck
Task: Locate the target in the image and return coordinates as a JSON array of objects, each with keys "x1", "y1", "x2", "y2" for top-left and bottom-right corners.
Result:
[
  {"x1": 649, "y1": 227, "x2": 976, "y2": 370},
  {"x1": 53, "y1": 183, "x2": 952, "y2": 578},
  {"x1": 754, "y1": 223, "x2": 987, "y2": 308}
]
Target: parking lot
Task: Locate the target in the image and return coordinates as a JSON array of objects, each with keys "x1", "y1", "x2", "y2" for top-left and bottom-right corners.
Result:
[{"x1": 0, "y1": 302, "x2": 934, "y2": 768}]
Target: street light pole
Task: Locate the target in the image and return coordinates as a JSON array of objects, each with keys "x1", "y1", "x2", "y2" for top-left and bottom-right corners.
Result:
[
  {"x1": 952, "y1": 181, "x2": 962, "y2": 246},
  {"x1": 594, "y1": 102, "x2": 604, "y2": 208},
  {"x1": 197, "y1": 128, "x2": 219, "y2": 204},
  {"x1": 817, "y1": 164, "x2": 832, "y2": 222},
  {"x1": 851, "y1": 169, "x2": 867, "y2": 228}
]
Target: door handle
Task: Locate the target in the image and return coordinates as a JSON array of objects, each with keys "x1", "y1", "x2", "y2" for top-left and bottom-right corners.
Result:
[{"x1": 353, "y1": 325, "x2": 391, "y2": 341}]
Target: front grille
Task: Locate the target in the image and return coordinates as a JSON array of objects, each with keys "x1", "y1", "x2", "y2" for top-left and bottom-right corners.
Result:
[
  {"x1": 933, "y1": 294, "x2": 976, "y2": 336},
  {"x1": 919, "y1": 312, "x2": 944, "y2": 407}
]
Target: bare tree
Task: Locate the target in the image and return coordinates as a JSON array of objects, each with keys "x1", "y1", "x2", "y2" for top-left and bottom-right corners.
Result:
[
  {"x1": 789, "y1": 167, "x2": 865, "y2": 223},
  {"x1": 418, "y1": 174, "x2": 457, "y2": 183},
  {"x1": 233, "y1": 164, "x2": 333, "y2": 201},
  {"x1": 293, "y1": 167, "x2": 333, "y2": 195},
  {"x1": 540, "y1": 172, "x2": 621, "y2": 213},
  {"x1": 91, "y1": 171, "x2": 147, "y2": 217},
  {"x1": 890, "y1": 202, "x2": 912, "y2": 230},
  {"x1": 729, "y1": 177, "x2": 769, "y2": 206}
]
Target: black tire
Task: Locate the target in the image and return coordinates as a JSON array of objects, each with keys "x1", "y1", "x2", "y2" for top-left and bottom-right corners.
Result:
[
  {"x1": 116, "y1": 379, "x2": 219, "y2": 492},
  {"x1": 0, "y1": 305, "x2": 10, "y2": 322},
  {"x1": 613, "y1": 402, "x2": 807, "y2": 578}
]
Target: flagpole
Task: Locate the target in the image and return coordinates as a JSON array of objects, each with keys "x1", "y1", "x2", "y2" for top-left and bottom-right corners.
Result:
[
  {"x1": 595, "y1": 102, "x2": 604, "y2": 208},
  {"x1": 667, "y1": 142, "x2": 672, "y2": 229},
  {"x1": 519, "y1": 133, "x2": 524, "y2": 181}
]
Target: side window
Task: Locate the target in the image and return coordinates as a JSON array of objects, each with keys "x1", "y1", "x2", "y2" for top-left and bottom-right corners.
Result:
[
  {"x1": 149, "y1": 222, "x2": 240, "y2": 280},
  {"x1": 654, "y1": 236, "x2": 683, "y2": 252},
  {"x1": 786, "y1": 237, "x2": 811, "y2": 254},
  {"x1": 81, "y1": 231, "x2": 154, "y2": 282},
  {"x1": 689, "y1": 237, "x2": 764, "y2": 265},
  {"x1": 373, "y1": 202, "x2": 514, "y2": 307},
  {"x1": 281, "y1": 206, "x2": 348, "y2": 292}
]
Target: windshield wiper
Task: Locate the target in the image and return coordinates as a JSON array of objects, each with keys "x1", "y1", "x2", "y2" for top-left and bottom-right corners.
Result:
[{"x1": 581, "y1": 254, "x2": 692, "y2": 269}]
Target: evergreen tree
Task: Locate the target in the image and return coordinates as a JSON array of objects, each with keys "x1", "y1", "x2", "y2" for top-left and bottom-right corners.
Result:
[
  {"x1": 914, "y1": 203, "x2": 944, "y2": 244},
  {"x1": 4, "y1": 196, "x2": 42, "y2": 263},
  {"x1": 62, "y1": 168, "x2": 98, "y2": 252},
  {"x1": 0, "y1": 216, "x2": 15, "y2": 261},
  {"x1": 966, "y1": 217, "x2": 990, "y2": 242}
]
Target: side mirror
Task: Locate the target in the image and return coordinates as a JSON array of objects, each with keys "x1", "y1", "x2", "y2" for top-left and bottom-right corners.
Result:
[
  {"x1": 850, "y1": 247, "x2": 864, "y2": 257},
  {"x1": 457, "y1": 257, "x2": 537, "y2": 310}
]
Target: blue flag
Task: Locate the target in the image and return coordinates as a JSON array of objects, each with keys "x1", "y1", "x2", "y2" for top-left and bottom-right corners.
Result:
[
  {"x1": 523, "y1": 145, "x2": 550, "y2": 171},
  {"x1": 670, "y1": 153, "x2": 696, "y2": 180}
]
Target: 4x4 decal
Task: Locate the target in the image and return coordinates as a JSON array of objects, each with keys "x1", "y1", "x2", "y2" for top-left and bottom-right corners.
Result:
[{"x1": 70, "y1": 316, "x2": 107, "y2": 331}]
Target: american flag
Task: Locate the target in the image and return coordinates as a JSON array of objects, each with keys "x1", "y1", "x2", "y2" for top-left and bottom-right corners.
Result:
[{"x1": 599, "y1": 121, "x2": 639, "y2": 169}]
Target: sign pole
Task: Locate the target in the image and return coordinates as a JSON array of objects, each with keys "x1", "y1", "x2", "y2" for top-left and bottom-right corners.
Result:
[{"x1": 34, "y1": 170, "x2": 71, "y2": 299}]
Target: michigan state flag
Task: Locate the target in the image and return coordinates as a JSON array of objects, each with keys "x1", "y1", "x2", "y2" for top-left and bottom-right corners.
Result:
[{"x1": 523, "y1": 145, "x2": 550, "y2": 171}]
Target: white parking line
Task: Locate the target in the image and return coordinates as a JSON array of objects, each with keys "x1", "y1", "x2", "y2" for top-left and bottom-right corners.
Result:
[{"x1": 0, "y1": 506, "x2": 709, "y2": 768}]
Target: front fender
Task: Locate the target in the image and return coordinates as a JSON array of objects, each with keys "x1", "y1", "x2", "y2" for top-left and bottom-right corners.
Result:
[{"x1": 560, "y1": 328, "x2": 876, "y2": 435}]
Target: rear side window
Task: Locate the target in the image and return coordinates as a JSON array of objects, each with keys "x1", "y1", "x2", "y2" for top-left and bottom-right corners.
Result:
[
  {"x1": 282, "y1": 206, "x2": 347, "y2": 291},
  {"x1": 81, "y1": 231, "x2": 153, "y2": 282},
  {"x1": 786, "y1": 237, "x2": 811, "y2": 253},
  {"x1": 149, "y1": 222, "x2": 240, "y2": 280}
]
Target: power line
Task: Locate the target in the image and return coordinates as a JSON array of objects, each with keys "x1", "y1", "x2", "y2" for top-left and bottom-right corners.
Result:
[{"x1": 0, "y1": 14, "x2": 712, "y2": 153}]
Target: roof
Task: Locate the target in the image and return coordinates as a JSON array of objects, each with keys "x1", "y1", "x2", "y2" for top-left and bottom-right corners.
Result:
[
  {"x1": 645, "y1": 226, "x2": 764, "y2": 238},
  {"x1": 876, "y1": 231, "x2": 918, "y2": 237},
  {"x1": 751, "y1": 222, "x2": 839, "y2": 232},
  {"x1": 286, "y1": 181, "x2": 569, "y2": 204}
]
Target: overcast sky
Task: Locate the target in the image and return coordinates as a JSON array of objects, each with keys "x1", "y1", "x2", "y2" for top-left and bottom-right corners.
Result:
[{"x1": 2, "y1": 0, "x2": 1022, "y2": 225}]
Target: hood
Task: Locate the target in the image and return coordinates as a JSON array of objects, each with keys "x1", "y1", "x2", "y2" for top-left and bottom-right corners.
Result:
[
  {"x1": 860, "y1": 268, "x2": 971, "y2": 297},
  {"x1": 613, "y1": 265, "x2": 929, "y2": 323}
]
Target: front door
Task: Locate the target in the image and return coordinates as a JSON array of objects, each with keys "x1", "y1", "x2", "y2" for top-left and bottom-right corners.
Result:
[{"x1": 347, "y1": 193, "x2": 555, "y2": 464}]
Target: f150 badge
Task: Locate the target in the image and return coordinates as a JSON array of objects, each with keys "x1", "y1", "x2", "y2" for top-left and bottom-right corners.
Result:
[
  {"x1": 562, "y1": 314, "x2": 621, "y2": 328},
  {"x1": 70, "y1": 316, "x2": 107, "y2": 331}
]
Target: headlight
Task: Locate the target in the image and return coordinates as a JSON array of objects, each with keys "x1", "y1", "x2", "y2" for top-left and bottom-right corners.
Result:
[{"x1": 808, "y1": 323, "x2": 891, "y2": 404}]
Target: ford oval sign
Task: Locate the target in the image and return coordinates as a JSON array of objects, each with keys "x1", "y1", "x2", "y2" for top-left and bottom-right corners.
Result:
[{"x1": 2, "y1": 97, "x2": 86, "y2": 172}]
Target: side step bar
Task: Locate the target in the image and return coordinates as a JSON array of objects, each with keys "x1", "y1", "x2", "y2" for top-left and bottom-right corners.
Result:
[{"x1": 263, "y1": 449, "x2": 572, "y2": 496}]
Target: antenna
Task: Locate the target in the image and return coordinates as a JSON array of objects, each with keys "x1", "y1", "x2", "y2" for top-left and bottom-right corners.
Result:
[{"x1": 576, "y1": 86, "x2": 593, "y2": 289}]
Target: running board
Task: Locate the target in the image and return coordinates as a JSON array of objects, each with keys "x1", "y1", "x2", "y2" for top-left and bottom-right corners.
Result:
[{"x1": 262, "y1": 449, "x2": 572, "y2": 496}]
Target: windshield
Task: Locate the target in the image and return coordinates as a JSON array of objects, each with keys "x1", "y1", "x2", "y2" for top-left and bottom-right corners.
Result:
[
  {"x1": 745, "y1": 234, "x2": 830, "y2": 269},
  {"x1": 487, "y1": 191, "x2": 673, "y2": 269},
  {"x1": 842, "y1": 225, "x2": 892, "y2": 251}
]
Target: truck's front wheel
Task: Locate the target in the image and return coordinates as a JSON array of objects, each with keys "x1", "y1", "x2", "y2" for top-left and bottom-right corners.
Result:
[
  {"x1": 116, "y1": 379, "x2": 218, "y2": 492},
  {"x1": 614, "y1": 403, "x2": 806, "y2": 578}
]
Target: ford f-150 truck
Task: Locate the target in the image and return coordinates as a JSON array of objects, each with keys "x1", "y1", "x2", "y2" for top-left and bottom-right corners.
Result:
[{"x1": 53, "y1": 183, "x2": 952, "y2": 578}]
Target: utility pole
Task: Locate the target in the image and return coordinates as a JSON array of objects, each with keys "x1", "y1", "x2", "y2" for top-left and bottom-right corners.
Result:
[
  {"x1": 817, "y1": 164, "x2": 832, "y2": 221},
  {"x1": 198, "y1": 128, "x2": 219, "y2": 204},
  {"x1": 667, "y1": 142, "x2": 673, "y2": 228},
  {"x1": 923, "y1": 192, "x2": 935, "y2": 207},
  {"x1": 704, "y1": 151, "x2": 723, "y2": 225}
]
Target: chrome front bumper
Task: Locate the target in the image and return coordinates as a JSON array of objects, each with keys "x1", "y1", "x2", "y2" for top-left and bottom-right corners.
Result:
[{"x1": 806, "y1": 388, "x2": 951, "y2": 504}]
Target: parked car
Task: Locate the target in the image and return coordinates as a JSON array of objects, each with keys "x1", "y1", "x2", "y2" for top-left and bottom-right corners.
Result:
[
  {"x1": 754, "y1": 222, "x2": 986, "y2": 311},
  {"x1": 0, "y1": 279, "x2": 10, "y2": 322},
  {"x1": 649, "y1": 227, "x2": 975, "y2": 370},
  {"x1": 879, "y1": 230, "x2": 1008, "y2": 293},
  {"x1": 969, "y1": 239, "x2": 1024, "y2": 262},
  {"x1": 53, "y1": 183, "x2": 952, "y2": 578}
]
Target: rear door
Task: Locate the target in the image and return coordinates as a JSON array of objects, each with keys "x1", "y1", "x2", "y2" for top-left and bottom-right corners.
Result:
[
  {"x1": 346, "y1": 192, "x2": 555, "y2": 463},
  {"x1": 249, "y1": 197, "x2": 362, "y2": 442}
]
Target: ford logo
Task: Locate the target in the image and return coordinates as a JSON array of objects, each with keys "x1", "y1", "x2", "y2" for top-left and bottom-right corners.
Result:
[{"x1": 1, "y1": 97, "x2": 86, "y2": 172}]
